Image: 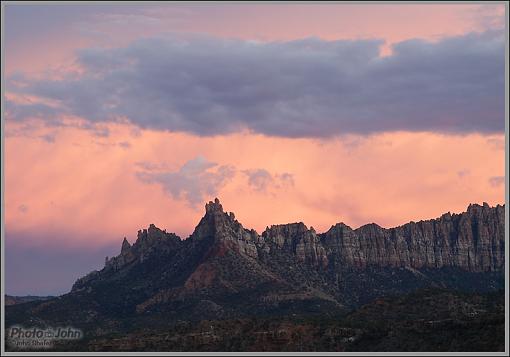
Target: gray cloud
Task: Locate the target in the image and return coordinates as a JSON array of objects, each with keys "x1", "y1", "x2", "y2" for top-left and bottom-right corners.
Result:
[
  {"x1": 117, "y1": 141, "x2": 131, "y2": 149},
  {"x1": 6, "y1": 30, "x2": 504, "y2": 137},
  {"x1": 243, "y1": 169, "x2": 294, "y2": 193},
  {"x1": 278, "y1": 172, "x2": 295, "y2": 187},
  {"x1": 488, "y1": 176, "x2": 505, "y2": 187},
  {"x1": 136, "y1": 156, "x2": 235, "y2": 207},
  {"x1": 137, "y1": 159, "x2": 294, "y2": 203},
  {"x1": 243, "y1": 169, "x2": 273, "y2": 192},
  {"x1": 457, "y1": 169, "x2": 470, "y2": 178},
  {"x1": 5, "y1": 101, "x2": 60, "y2": 122},
  {"x1": 38, "y1": 132, "x2": 57, "y2": 143},
  {"x1": 18, "y1": 204, "x2": 29, "y2": 214}
]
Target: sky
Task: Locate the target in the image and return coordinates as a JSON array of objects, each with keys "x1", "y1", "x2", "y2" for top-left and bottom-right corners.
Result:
[{"x1": 3, "y1": 3, "x2": 507, "y2": 295}]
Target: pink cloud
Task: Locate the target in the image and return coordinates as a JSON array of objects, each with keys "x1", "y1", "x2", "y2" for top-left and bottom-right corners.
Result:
[
  {"x1": 5, "y1": 4, "x2": 505, "y2": 76},
  {"x1": 4, "y1": 3, "x2": 506, "y2": 296},
  {"x1": 5, "y1": 121, "x2": 505, "y2": 249}
]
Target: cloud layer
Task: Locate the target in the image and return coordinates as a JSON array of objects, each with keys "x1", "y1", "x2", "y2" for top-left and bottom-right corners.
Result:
[
  {"x1": 136, "y1": 157, "x2": 296, "y2": 206},
  {"x1": 6, "y1": 30, "x2": 504, "y2": 137},
  {"x1": 243, "y1": 169, "x2": 294, "y2": 193},
  {"x1": 136, "y1": 156, "x2": 235, "y2": 207}
]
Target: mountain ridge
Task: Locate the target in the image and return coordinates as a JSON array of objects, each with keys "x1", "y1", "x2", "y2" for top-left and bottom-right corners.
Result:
[
  {"x1": 84, "y1": 199, "x2": 504, "y2": 281},
  {"x1": 5, "y1": 199, "x2": 505, "y2": 351},
  {"x1": 60, "y1": 199, "x2": 504, "y2": 316}
]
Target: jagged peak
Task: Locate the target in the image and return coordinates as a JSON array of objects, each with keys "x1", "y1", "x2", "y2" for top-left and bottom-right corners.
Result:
[
  {"x1": 137, "y1": 224, "x2": 161, "y2": 237},
  {"x1": 355, "y1": 222, "x2": 384, "y2": 233},
  {"x1": 441, "y1": 212, "x2": 452, "y2": 218},
  {"x1": 121, "y1": 237, "x2": 131, "y2": 254},
  {"x1": 189, "y1": 198, "x2": 244, "y2": 242},
  {"x1": 132, "y1": 224, "x2": 180, "y2": 249},
  {"x1": 467, "y1": 202, "x2": 496, "y2": 212},
  {"x1": 333, "y1": 222, "x2": 353, "y2": 230},
  {"x1": 205, "y1": 198, "x2": 223, "y2": 214},
  {"x1": 262, "y1": 222, "x2": 311, "y2": 241},
  {"x1": 324, "y1": 222, "x2": 354, "y2": 235},
  {"x1": 202, "y1": 198, "x2": 238, "y2": 223},
  {"x1": 265, "y1": 222, "x2": 308, "y2": 230},
  {"x1": 72, "y1": 199, "x2": 505, "y2": 294}
]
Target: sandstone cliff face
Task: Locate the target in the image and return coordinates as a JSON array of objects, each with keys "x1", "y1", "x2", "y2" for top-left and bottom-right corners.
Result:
[
  {"x1": 189, "y1": 198, "x2": 259, "y2": 259},
  {"x1": 22, "y1": 198, "x2": 504, "y2": 339},
  {"x1": 262, "y1": 223, "x2": 328, "y2": 268},
  {"x1": 73, "y1": 224, "x2": 182, "y2": 291},
  {"x1": 104, "y1": 224, "x2": 182, "y2": 270},
  {"x1": 186, "y1": 200, "x2": 505, "y2": 273},
  {"x1": 320, "y1": 202, "x2": 505, "y2": 272},
  {"x1": 74, "y1": 200, "x2": 504, "y2": 294}
]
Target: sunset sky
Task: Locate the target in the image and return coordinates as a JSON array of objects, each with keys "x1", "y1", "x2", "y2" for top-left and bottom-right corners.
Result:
[{"x1": 3, "y1": 3, "x2": 506, "y2": 295}]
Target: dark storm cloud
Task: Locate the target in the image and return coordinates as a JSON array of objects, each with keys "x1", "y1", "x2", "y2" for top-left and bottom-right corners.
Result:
[{"x1": 6, "y1": 31, "x2": 505, "y2": 137}]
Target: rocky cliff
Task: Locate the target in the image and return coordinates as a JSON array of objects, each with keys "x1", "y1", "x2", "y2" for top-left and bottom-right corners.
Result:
[
  {"x1": 108, "y1": 199, "x2": 505, "y2": 273},
  {"x1": 73, "y1": 199, "x2": 504, "y2": 295},
  {"x1": 320, "y1": 202, "x2": 505, "y2": 272},
  {"x1": 7, "y1": 199, "x2": 505, "y2": 337},
  {"x1": 5, "y1": 199, "x2": 505, "y2": 352}
]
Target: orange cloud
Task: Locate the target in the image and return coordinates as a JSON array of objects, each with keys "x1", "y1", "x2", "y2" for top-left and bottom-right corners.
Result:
[{"x1": 5, "y1": 121, "x2": 505, "y2": 249}]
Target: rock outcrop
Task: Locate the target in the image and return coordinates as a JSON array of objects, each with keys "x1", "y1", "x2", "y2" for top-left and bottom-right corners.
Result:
[
  {"x1": 189, "y1": 198, "x2": 259, "y2": 259},
  {"x1": 73, "y1": 224, "x2": 182, "y2": 291},
  {"x1": 262, "y1": 223, "x2": 328, "y2": 268},
  {"x1": 320, "y1": 202, "x2": 505, "y2": 272},
  {"x1": 90, "y1": 199, "x2": 504, "y2": 280},
  {"x1": 72, "y1": 199, "x2": 504, "y2": 297},
  {"x1": 9, "y1": 198, "x2": 505, "y2": 346}
]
